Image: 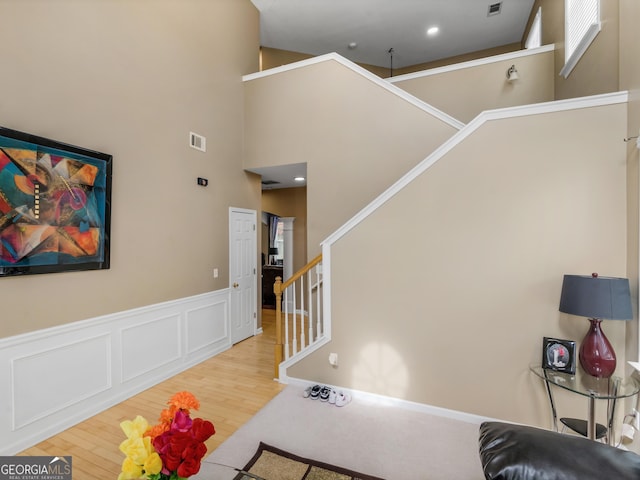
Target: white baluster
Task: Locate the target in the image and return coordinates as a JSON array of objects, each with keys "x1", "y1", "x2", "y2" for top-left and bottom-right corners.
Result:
[
  {"x1": 307, "y1": 270, "x2": 313, "y2": 345},
  {"x1": 284, "y1": 288, "x2": 290, "y2": 360},
  {"x1": 292, "y1": 281, "x2": 297, "y2": 355},
  {"x1": 300, "y1": 275, "x2": 306, "y2": 349},
  {"x1": 316, "y1": 264, "x2": 322, "y2": 337}
]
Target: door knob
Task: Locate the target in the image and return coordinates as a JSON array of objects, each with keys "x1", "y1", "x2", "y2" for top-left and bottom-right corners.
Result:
[{"x1": 233, "y1": 282, "x2": 239, "y2": 288}]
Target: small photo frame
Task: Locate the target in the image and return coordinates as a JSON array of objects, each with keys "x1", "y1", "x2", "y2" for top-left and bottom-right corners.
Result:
[{"x1": 542, "y1": 337, "x2": 576, "y2": 374}]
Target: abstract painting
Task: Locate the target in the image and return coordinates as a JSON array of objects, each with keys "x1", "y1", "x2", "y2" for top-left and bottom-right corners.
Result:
[{"x1": 0, "y1": 127, "x2": 112, "y2": 277}]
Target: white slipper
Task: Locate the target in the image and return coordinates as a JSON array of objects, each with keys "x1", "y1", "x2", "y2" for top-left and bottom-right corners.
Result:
[
  {"x1": 328, "y1": 389, "x2": 337, "y2": 404},
  {"x1": 335, "y1": 392, "x2": 351, "y2": 407}
]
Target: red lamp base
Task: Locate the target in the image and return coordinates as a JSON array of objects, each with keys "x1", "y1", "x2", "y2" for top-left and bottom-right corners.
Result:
[{"x1": 579, "y1": 318, "x2": 616, "y2": 378}]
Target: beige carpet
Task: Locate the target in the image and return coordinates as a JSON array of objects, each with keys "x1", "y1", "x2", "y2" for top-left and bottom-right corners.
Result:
[{"x1": 195, "y1": 385, "x2": 485, "y2": 480}]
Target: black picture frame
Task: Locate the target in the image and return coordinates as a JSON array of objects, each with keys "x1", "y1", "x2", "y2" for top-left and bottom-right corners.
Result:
[
  {"x1": 0, "y1": 126, "x2": 112, "y2": 277},
  {"x1": 542, "y1": 337, "x2": 576, "y2": 374}
]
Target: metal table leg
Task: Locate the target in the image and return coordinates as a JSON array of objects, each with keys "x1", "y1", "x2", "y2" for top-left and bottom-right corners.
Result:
[
  {"x1": 543, "y1": 370, "x2": 559, "y2": 431},
  {"x1": 587, "y1": 395, "x2": 596, "y2": 440}
]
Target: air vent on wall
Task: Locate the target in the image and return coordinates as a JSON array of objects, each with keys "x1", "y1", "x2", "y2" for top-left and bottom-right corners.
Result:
[
  {"x1": 189, "y1": 131, "x2": 206, "y2": 152},
  {"x1": 488, "y1": 2, "x2": 502, "y2": 16}
]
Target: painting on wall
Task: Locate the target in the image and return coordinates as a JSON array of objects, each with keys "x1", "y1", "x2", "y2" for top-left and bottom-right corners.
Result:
[{"x1": 0, "y1": 126, "x2": 112, "y2": 277}]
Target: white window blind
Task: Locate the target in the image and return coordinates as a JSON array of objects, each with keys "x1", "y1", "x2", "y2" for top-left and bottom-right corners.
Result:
[
  {"x1": 525, "y1": 7, "x2": 542, "y2": 49},
  {"x1": 560, "y1": 0, "x2": 600, "y2": 78}
]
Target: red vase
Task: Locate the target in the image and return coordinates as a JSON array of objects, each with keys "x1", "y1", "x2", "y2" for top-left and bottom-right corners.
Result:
[{"x1": 579, "y1": 318, "x2": 616, "y2": 378}]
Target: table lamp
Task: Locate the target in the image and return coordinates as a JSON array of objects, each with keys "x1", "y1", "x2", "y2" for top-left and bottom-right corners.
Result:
[
  {"x1": 268, "y1": 247, "x2": 278, "y2": 265},
  {"x1": 559, "y1": 273, "x2": 632, "y2": 378}
]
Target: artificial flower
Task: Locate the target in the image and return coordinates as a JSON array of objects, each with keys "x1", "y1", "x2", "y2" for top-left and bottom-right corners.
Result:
[
  {"x1": 168, "y1": 391, "x2": 200, "y2": 411},
  {"x1": 119, "y1": 391, "x2": 215, "y2": 480},
  {"x1": 171, "y1": 409, "x2": 193, "y2": 432},
  {"x1": 118, "y1": 416, "x2": 162, "y2": 480}
]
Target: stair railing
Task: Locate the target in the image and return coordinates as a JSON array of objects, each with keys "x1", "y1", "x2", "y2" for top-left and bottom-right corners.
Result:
[{"x1": 273, "y1": 253, "x2": 323, "y2": 379}]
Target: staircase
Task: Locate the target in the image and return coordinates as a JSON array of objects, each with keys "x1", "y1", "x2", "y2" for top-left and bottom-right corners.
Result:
[
  {"x1": 260, "y1": 46, "x2": 553, "y2": 379},
  {"x1": 273, "y1": 254, "x2": 323, "y2": 379}
]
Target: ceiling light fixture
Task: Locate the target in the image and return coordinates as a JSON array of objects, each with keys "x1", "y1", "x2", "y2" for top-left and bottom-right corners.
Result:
[
  {"x1": 348, "y1": 42, "x2": 357, "y2": 50},
  {"x1": 294, "y1": 176, "x2": 305, "y2": 182},
  {"x1": 427, "y1": 26, "x2": 439, "y2": 36}
]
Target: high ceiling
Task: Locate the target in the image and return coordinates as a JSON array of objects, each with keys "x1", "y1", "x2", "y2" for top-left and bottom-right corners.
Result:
[
  {"x1": 251, "y1": 0, "x2": 536, "y2": 70},
  {"x1": 249, "y1": 0, "x2": 536, "y2": 189}
]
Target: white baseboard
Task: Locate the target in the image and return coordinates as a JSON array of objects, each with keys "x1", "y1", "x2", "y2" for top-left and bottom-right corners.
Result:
[
  {"x1": 0, "y1": 289, "x2": 231, "y2": 455},
  {"x1": 283, "y1": 376, "x2": 498, "y2": 426}
]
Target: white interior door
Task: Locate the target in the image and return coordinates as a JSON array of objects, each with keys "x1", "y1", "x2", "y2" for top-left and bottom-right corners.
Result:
[{"x1": 229, "y1": 208, "x2": 257, "y2": 344}]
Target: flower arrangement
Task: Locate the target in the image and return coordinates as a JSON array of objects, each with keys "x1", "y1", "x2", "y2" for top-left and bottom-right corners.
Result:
[{"x1": 118, "y1": 391, "x2": 215, "y2": 480}]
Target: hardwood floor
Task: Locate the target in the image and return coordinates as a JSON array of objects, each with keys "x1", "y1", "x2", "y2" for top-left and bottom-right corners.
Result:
[{"x1": 18, "y1": 309, "x2": 285, "y2": 479}]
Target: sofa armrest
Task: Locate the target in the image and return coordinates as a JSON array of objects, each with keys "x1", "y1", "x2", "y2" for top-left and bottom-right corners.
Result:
[{"x1": 479, "y1": 421, "x2": 640, "y2": 480}]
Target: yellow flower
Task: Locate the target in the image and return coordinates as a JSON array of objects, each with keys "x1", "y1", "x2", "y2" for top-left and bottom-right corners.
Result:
[
  {"x1": 120, "y1": 415, "x2": 149, "y2": 439},
  {"x1": 118, "y1": 415, "x2": 161, "y2": 479},
  {"x1": 144, "y1": 452, "x2": 163, "y2": 475},
  {"x1": 119, "y1": 437, "x2": 148, "y2": 465},
  {"x1": 117, "y1": 456, "x2": 143, "y2": 480}
]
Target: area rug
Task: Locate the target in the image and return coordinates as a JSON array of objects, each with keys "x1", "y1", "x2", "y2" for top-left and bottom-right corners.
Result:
[{"x1": 233, "y1": 442, "x2": 385, "y2": 480}]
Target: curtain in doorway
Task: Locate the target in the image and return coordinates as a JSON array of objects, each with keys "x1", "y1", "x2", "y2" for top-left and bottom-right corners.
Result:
[{"x1": 269, "y1": 215, "x2": 279, "y2": 249}]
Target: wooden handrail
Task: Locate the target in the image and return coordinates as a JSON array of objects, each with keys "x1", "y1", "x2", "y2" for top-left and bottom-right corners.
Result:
[
  {"x1": 273, "y1": 253, "x2": 322, "y2": 379},
  {"x1": 275, "y1": 253, "x2": 322, "y2": 291}
]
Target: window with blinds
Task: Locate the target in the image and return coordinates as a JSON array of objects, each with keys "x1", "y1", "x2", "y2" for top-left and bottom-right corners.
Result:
[{"x1": 560, "y1": 0, "x2": 600, "y2": 78}]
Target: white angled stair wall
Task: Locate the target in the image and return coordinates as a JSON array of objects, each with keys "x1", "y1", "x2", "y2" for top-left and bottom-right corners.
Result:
[{"x1": 0, "y1": 289, "x2": 230, "y2": 455}]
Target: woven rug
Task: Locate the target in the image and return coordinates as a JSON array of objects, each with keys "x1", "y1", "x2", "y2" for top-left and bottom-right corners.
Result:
[{"x1": 233, "y1": 442, "x2": 385, "y2": 480}]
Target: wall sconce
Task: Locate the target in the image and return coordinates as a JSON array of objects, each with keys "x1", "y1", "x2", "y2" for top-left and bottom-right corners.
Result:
[{"x1": 506, "y1": 64, "x2": 519, "y2": 82}]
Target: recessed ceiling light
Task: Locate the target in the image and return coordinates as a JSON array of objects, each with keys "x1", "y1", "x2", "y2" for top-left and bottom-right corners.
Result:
[
  {"x1": 427, "y1": 26, "x2": 439, "y2": 36},
  {"x1": 294, "y1": 176, "x2": 305, "y2": 182},
  {"x1": 348, "y1": 42, "x2": 357, "y2": 49}
]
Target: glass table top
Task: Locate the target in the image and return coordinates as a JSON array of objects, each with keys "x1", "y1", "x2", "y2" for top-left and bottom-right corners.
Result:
[{"x1": 530, "y1": 365, "x2": 640, "y2": 400}]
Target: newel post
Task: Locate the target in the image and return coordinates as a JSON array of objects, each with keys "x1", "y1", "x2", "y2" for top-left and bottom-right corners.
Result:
[{"x1": 274, "y1": 276, "x2": 284, "y2": 379}]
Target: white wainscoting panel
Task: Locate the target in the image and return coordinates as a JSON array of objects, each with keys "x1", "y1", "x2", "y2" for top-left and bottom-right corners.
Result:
[
  {"x1": 12, "y1": 334, "x2": 111, "y2": 431},
  {"x1": 185, "y1": 300, "x2": 228, "y2": 358},
  {"x1": 0, "y1": 289, "x2": 230, "y2": 455},
  {"x1": 121, "y1": 314, "x2": 182, "y2": 383}
]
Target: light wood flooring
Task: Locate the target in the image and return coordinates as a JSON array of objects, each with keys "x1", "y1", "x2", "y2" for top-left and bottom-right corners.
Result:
[{"x1": 18, "y1": 309, "x2": 285, "y2": 479}]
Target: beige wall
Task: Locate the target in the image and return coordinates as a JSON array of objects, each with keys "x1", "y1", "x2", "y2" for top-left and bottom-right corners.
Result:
[
  {"x1": 621, "y1": 0, "x2": 640, "y2": 372},
  {"x1": 262, "y1": 187, "x2": 308, "y2": 272},
  {"x1": 261, "y1": 44, "x2": 523, "y2": 80},
  {"x1": 392, "y1": 49, "x2": 555, "y2": 123},
  {"x1": 244, "y1": 60, "x2": 459, "y2": 254},
  {"x1": 393, "y1": 43, "x2": 523, "y2": 77},
  {"x1": 289, "y1": 102, "x2": 628, "y2": 427},
  {"x1": 261, "y1": 47, "x2": 389, "y2": 78},
  {"x1": 0, "y1": 0, "x2": 261, "y2": 338}
]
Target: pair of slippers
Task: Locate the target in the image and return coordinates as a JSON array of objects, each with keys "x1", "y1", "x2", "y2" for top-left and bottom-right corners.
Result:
[{"x1": 304, "y1": 384, "x2": 351, "y2": 407}]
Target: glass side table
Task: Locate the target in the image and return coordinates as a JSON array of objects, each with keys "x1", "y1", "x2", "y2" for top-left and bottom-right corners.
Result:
[{"x1": 530, "y1": 365, "x2": 640, "y2": 445}]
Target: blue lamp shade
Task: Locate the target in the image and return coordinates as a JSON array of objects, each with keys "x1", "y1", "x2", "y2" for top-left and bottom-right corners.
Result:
[
  {"x1": 559, "y1": 273, "x2": 632, "y2": 378},
  {"x1": 559, "y1": 274, "x2": 632, "y2": 320}
]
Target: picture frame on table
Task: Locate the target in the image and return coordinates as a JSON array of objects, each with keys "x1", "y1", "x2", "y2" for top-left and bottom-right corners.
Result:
[{"x1": 542, "y1": 337, "x2": 576, "y2": 374}]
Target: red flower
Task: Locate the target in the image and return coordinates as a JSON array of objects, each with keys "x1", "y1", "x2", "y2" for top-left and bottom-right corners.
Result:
[
  {"x1": 171, "y1": 409, "x2": 193, "y2": 432},
  {"x1": 153, "y1": 430, "x2": 191, "y2": 473},
  {"x1": 183, "y1": 441, "x2": 208, "y2": 462},
  {"x1": 191, "y1": 418, "x2": 215, "y2": 442},
  {"x1": 177, "y1": 457, "x2": 202, "y2": 477}
]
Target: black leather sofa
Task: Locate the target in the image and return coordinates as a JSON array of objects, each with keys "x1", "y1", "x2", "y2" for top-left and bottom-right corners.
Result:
[{"x1": 478, "y1": 421, "x2": 640, "y2": 480}]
